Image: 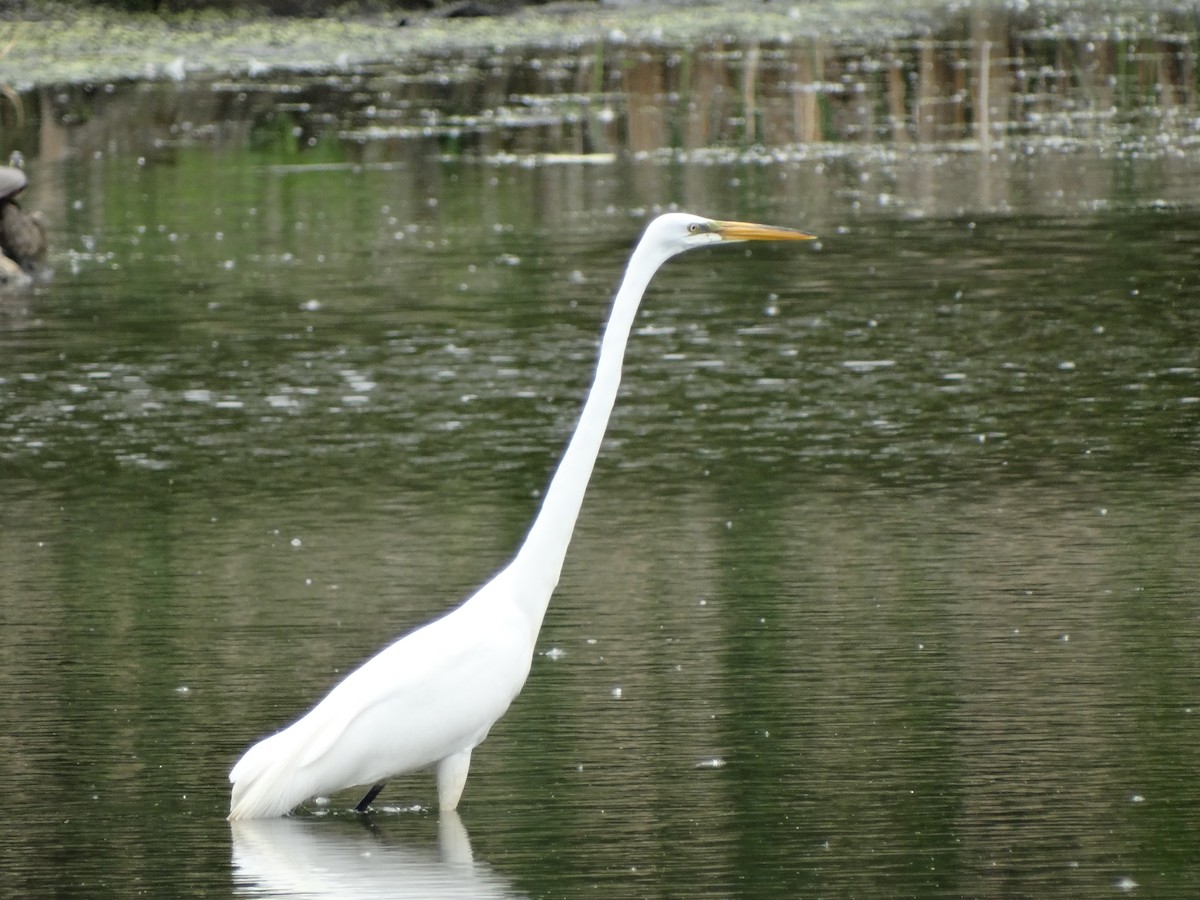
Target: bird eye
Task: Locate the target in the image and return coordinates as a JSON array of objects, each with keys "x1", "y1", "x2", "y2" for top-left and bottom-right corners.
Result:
[{"x1": 687, "y1": 223, "x2": 704, "y2": 234}]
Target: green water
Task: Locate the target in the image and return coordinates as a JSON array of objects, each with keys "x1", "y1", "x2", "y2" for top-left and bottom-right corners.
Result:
[{"x1": 2, "y1": 23, "x2": 1200, "y2": 898}]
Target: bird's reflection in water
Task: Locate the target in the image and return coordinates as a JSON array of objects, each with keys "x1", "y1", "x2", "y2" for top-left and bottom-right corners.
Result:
[{"x1": 231, "y1": 810, "x2": 524, "y2": 898}]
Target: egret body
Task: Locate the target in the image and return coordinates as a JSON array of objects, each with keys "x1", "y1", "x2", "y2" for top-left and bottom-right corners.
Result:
[{"x1": 228, "y1": 212, "x2": 814, "y2": 820}]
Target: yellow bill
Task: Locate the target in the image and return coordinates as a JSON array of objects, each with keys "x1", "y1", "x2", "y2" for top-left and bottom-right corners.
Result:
[{"x1": 714, "y1": 220, "x2": 817, "y2": 242}]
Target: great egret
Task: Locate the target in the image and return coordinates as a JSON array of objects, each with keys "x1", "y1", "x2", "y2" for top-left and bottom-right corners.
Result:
[
  {"x1": 0, "y1": 151, "x2": 47, "y2": 275},
  {"x1": 228, "y1": 212, "x2": 815, "y2": 820}
]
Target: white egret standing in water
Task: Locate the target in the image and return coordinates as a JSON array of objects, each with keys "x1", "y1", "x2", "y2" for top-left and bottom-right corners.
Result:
[{"x1": 228, "y1": 212, "x2": 815, "y2": 820}]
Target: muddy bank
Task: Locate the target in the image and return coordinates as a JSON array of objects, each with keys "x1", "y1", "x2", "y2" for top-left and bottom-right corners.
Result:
[{"x1": 2, "y1": 0, "x2": 1199, "y2": 91}]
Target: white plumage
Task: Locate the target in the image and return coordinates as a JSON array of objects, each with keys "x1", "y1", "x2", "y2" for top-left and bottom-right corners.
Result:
[{"x1": 228, "y1": 213, "x2": 814, "y2": 820}]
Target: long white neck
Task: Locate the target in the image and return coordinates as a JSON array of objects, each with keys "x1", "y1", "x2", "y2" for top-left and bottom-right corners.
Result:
[{"x1": 504, "y1": 236, "x2": 674, "y2": 635}]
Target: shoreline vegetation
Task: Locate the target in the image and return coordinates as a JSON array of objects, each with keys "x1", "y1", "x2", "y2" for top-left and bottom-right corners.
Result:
[{"x1": 1, "y1": 0, "x2": 1199, "y2": 91}]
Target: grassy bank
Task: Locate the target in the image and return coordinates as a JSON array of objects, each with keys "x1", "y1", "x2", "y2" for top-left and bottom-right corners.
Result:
[{"x1": 1, "y1": 0, "x2": 1198, "y2": 90}]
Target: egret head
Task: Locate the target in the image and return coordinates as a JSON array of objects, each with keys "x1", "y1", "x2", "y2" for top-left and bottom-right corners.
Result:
[{"x1": 644, "y1": 212, "x2": 816, "y2": 261}]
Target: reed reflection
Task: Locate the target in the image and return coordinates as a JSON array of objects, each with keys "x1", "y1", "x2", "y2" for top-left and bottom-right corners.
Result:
[
  {"x1": 17, "y1": 8, "x2": 1198, "y2": 169},
  {"x1": 7, "y1": 10, "x2": 1193, "y2": 258},
  {"x1": 231, "y1": 811, "x2": 523, "y2": 899}
]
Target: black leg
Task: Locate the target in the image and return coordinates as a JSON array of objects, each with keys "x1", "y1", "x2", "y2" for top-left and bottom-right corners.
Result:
[{"x1": 355, "y1": 782, "x2": 386, "y2": 813}]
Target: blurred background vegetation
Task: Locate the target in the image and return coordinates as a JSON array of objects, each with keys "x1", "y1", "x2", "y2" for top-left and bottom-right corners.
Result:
[{"x1": 2, "y1": 0, "x2": 563, "y2": 17}]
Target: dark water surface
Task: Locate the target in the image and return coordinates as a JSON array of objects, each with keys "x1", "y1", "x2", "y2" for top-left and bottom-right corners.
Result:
[{"x1": 2, "y1": 18, "x2": 1200, "y2": 898}]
